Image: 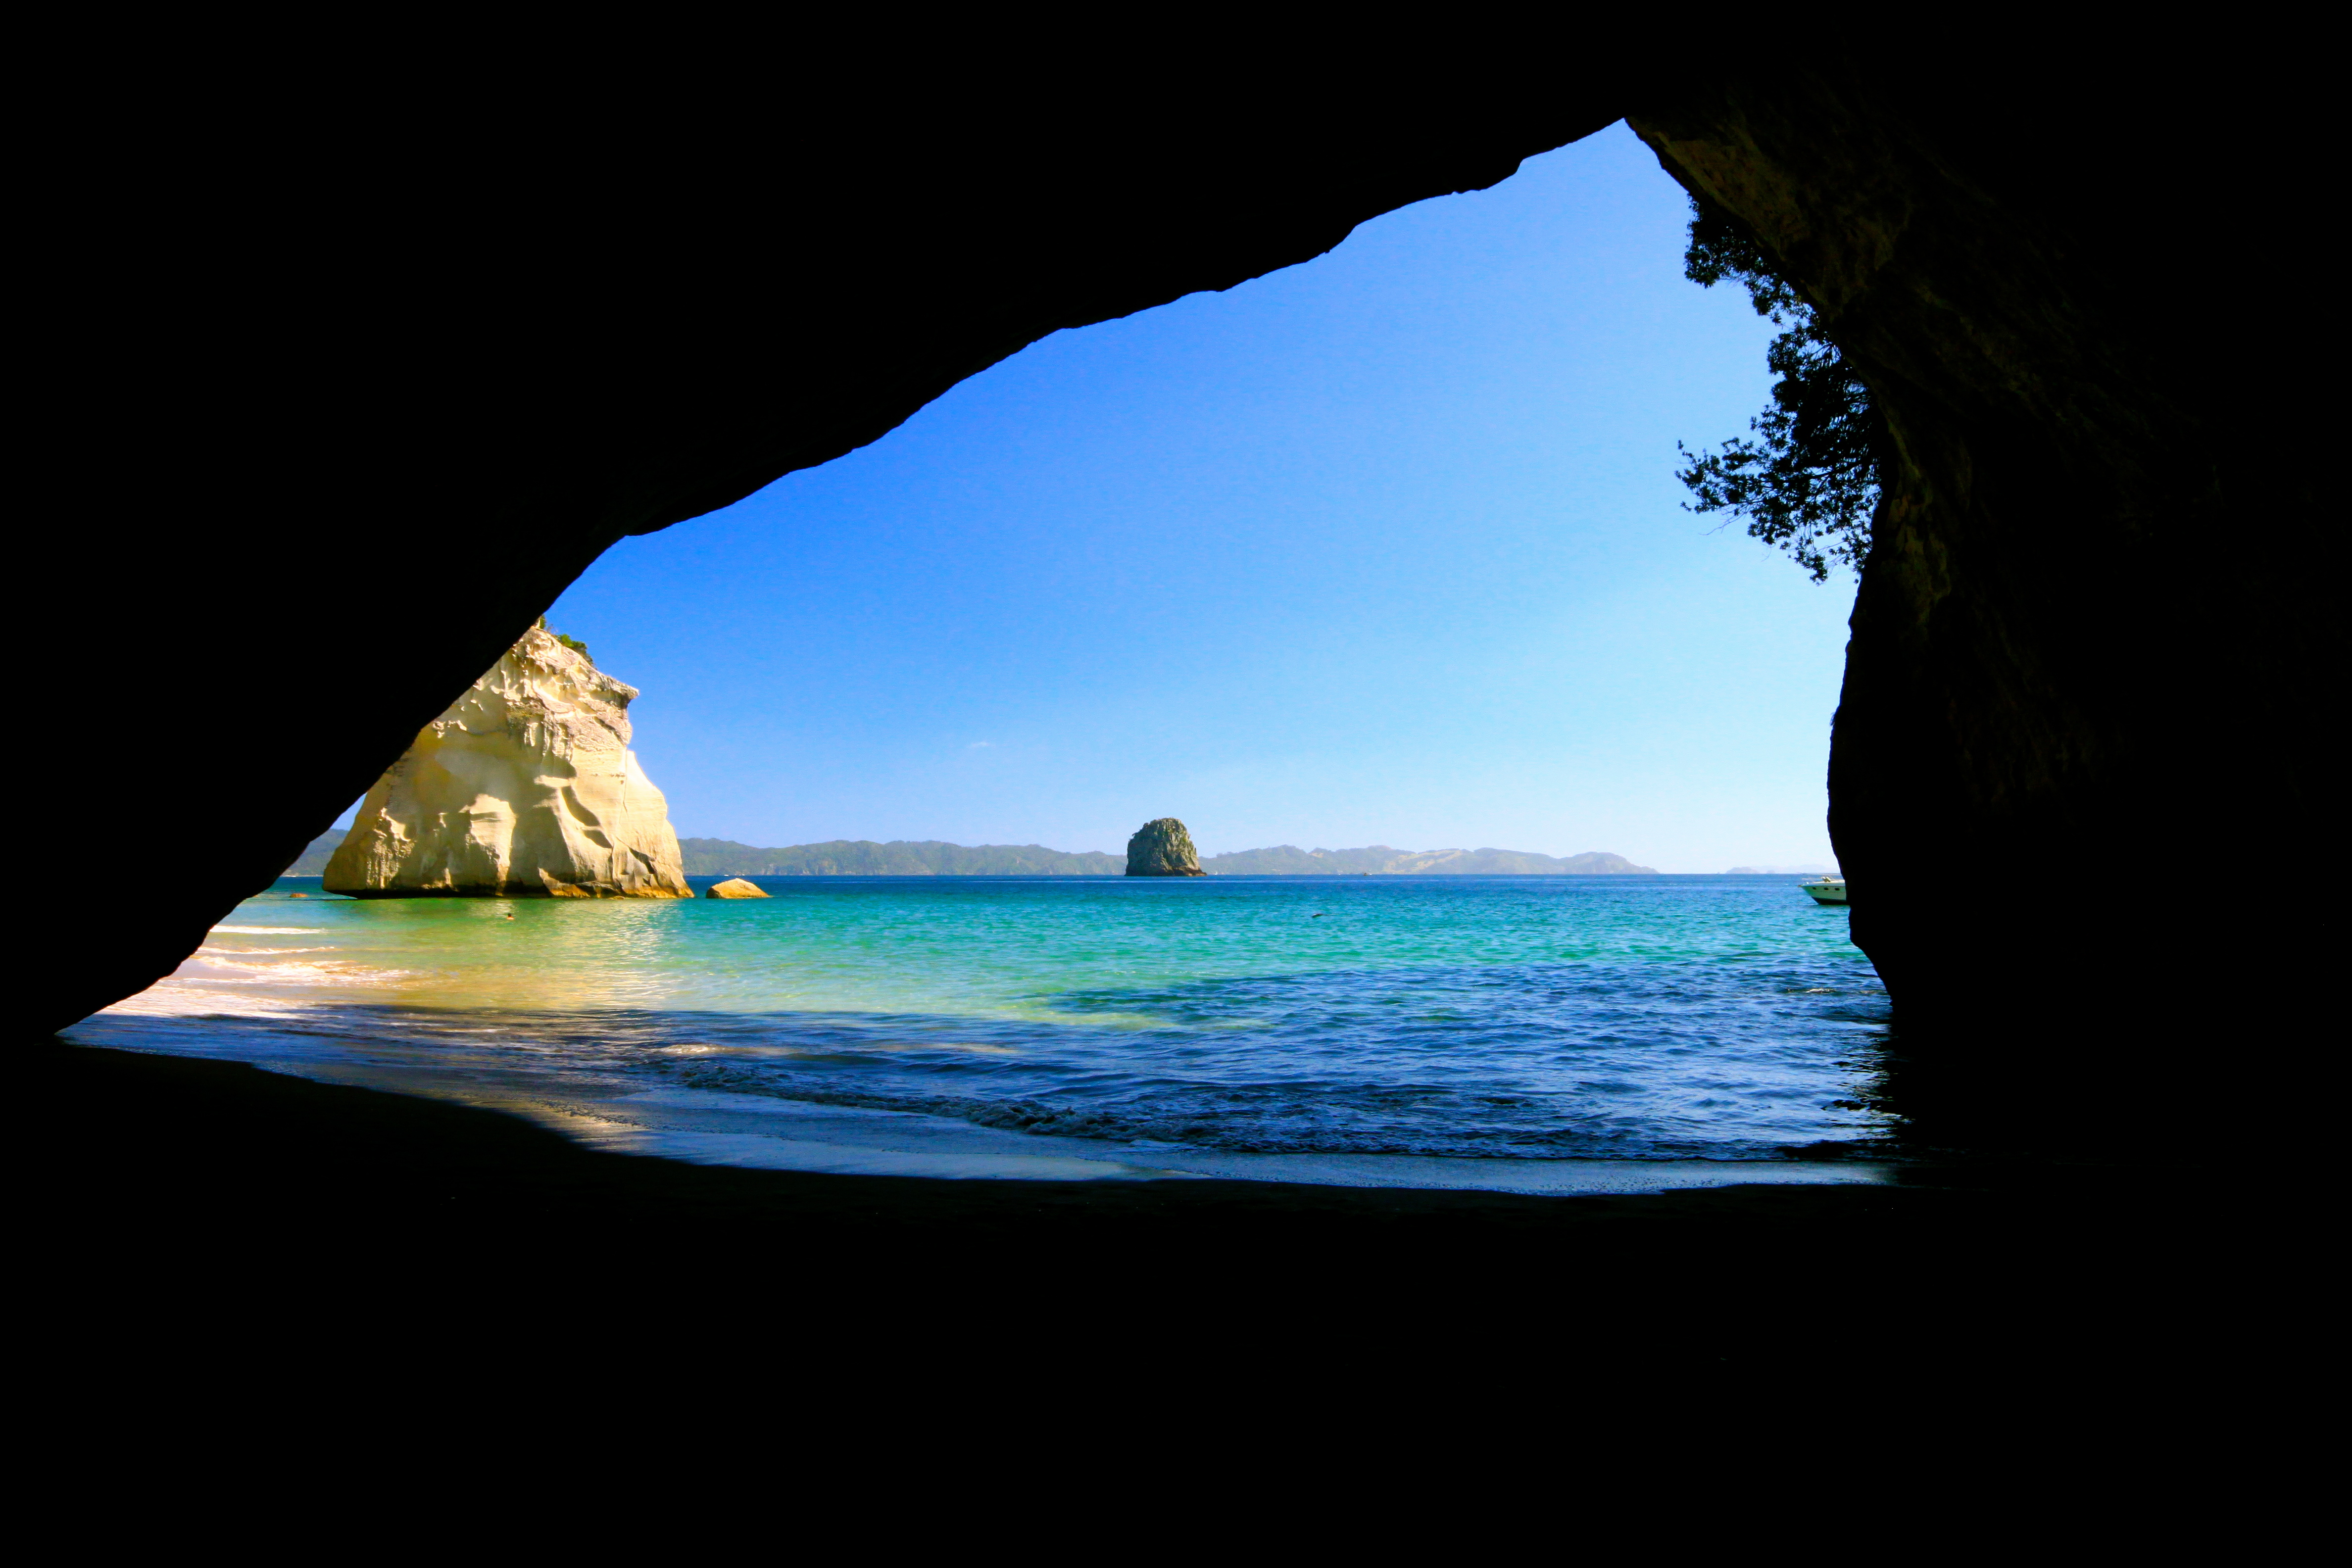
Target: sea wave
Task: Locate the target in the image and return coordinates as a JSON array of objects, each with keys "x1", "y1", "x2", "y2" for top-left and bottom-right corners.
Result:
[
  {"x1": 196, "y1": 945, "x2": 335, "y2": 956},
  {"x1": 88, "y1": 874, "x2": 1893, "y2": 1170}
]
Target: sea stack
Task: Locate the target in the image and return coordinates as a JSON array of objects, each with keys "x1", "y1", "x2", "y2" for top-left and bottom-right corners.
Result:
[
  {"x1": 704, "y1": 878, "x2": 770, "y2": 899},
  {"x1": 324, "y1": 624, "x2": 691, "y2": 899},
  {"x1": 1126, "y1": 818, "x2": 1205, "y2": 877}
]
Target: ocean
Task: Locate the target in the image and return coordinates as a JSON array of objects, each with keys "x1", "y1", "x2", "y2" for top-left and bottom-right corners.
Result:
[{"x1": 68, "y1": 874, "x2": 1895, "y2": 1194}]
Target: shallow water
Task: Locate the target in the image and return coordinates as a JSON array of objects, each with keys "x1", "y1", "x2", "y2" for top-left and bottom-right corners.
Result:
[{"x1": 71, "y1": 874, "x2": 1894, "y2": 1192}]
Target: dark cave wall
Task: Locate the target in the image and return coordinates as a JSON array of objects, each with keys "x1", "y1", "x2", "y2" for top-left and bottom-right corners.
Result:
[{"x1": 1629, "y1": 67, "x2": 2323, "y2": 1049}]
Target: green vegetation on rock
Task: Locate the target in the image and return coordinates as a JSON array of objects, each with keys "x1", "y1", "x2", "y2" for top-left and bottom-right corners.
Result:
[{"x1": 534, "y1": 615, "x2": 590, "y2": 663}]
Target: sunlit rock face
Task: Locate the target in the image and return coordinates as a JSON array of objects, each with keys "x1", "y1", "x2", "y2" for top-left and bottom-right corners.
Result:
[
  {"x1": 704, "y1": 878, "x2": 769, "y2": 899},
  {"x1": 1126, "y1": 818, "x2": 1205, "y2": 877},
  {"x1": 324, "y1": 627, "x2": 689, "y2": 899}
]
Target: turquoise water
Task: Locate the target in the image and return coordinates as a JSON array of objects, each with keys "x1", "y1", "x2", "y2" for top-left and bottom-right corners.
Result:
[{"x1": 72, "y1": 875, "x2": 1893, "y2": 1190}]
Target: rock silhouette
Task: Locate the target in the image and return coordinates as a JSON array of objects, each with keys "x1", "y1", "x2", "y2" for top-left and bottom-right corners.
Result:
[{"x1": 1126, "y1": 819, "x2": 1205, "y2": 877}]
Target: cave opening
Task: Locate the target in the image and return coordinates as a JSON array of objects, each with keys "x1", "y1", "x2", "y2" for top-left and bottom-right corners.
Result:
[
  {"x1": 33, "y1": 62, "x2": 2322, "y2": 1173},
  {"x1": 74, "y1": 124, "x2": 1916, "y2": 1186},
  {"x1": 23, "y1": 58, "x2": 2329, "y2": 1380}
]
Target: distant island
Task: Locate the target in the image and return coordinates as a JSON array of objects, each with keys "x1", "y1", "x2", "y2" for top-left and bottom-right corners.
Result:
[
  {"x1": 285, "y1": 830, "x2": 349, "y2": 875},
  {"x1": 680, "y1": 838, "x2": 1126, "y2": 876},
  {"x1": 1202, "y1": 845, "x2": 1656, "y2": 876},
  {"x1": 289, "y1": 832, "x2": 1657, "y2": 878},
  {"x1": 678, "y1": 838, "x2": 1655, "y2": 877}
]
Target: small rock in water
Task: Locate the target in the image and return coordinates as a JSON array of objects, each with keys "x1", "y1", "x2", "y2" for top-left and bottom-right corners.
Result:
[
  {"x1": 1126, "y1": 818, "x2": 1205, "y2": 877},
  {"x1": 706, "y1": 878, "x2": 771, "y2": 899}
]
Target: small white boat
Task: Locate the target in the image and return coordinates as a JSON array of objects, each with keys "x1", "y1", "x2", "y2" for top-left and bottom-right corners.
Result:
[{"x1": 1800, "y1": 876, "x2": 1848, "y2": 906}]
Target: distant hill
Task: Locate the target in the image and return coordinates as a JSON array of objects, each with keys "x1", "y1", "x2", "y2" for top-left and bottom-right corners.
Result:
[
  {"x1": 293, "y1": 830, "x2": 1655, "y2": 878},
  {"x1": 686, "y1": 838, "x2": 1657, "y2": 876},
  {"x1": 678, "y1": 838, "x2": 1124, "y2": 877},
  {"x1": 286, "y1": 831, "x2": 1121, "y2": 878},
  {"x1": 1203, "y1": 845, "x2": 1656, "y2": 876},
  {"x1": 285, "y1": 829, "x2": 348, "y2": 875}
]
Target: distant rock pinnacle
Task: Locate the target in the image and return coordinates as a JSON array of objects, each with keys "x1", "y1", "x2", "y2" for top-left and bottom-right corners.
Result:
[{"x1": 1126, "y1": 818, "x2": 1205, "y2": 877}]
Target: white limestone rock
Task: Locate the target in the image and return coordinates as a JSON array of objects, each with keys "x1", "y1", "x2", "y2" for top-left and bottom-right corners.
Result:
[{"x1": 325, "y1": 626, "x2": 691, "y2": 899}]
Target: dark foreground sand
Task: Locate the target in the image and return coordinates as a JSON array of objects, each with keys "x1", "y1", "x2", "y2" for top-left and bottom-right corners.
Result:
[{"x1": 25, "y1": 1037, "x2": 2269, "y2": 1389}]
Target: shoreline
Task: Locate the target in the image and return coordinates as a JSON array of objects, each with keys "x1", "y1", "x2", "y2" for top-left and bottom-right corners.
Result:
[
  {"x1": 25, "y1": 1033, "x2": 2149, "y2": 1257},
  {"x1": 26, "y1": 1032, "x2": 2250, "y2": 1379},
  {"x1": 74, "y1": 1014, "x2": 1899, "y2": 1195},
  {"x1": 117, "y1": 874, "x2": 1887, "y2": 1176},
  {"x1": 35, "y1": 1035, "x2": 1922, "y2": 1225}
]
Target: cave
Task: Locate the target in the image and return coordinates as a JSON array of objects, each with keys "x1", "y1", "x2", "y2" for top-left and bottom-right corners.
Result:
[{"x1": 31, "y1": 55, "x2": 2318, "y2": 1151}]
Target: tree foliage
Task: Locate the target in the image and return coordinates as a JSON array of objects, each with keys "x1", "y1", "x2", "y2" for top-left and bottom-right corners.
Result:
[{"x1": 1676, "y1": 198, "x2": 1881, "y2": 582}]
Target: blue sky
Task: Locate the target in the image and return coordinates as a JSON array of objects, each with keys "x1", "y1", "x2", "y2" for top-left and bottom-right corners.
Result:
[{"x1": 539, "y1": 123, "x2": 1850, "y2": 872}]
